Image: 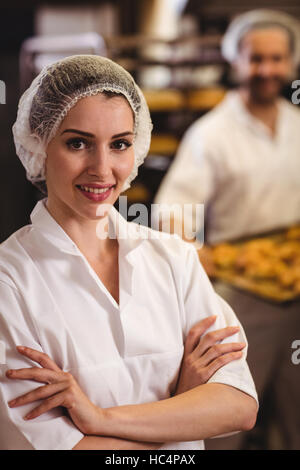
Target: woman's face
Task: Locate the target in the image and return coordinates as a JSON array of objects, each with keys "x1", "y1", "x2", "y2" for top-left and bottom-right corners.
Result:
[{"x1": 45, "y1": 93, "x2": 135, "y2": 221}]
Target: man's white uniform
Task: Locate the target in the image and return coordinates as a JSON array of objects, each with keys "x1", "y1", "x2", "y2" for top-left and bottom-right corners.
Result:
[{"x1": 154, "y1": 90, "x2": 300, "y2": 244}]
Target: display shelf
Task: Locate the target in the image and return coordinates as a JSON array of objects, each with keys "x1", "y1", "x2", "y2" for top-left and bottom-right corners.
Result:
[
  {"x1": 149, "y1": 134, "x2": 179, "y2": 156},
  {"x1": 142, "y1": 89, "x2": 185, "y2": 111},
  {"x1": 186, "y1": 87, "x2": 226, "y2": 110}
]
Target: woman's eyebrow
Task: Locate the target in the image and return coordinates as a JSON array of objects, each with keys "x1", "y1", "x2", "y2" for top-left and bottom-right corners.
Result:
[
  {"x1": 60, "y1": 129, "x2": 134, "y2": 139},
  {"x1": 61, "y1": 129, "x2": 94, "y2": 137},
  {"x1": 112, "y1": 131, "x2": 134, "y2": 138}
]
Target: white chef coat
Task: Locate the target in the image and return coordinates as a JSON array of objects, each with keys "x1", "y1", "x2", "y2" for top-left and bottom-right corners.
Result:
[
  {"x1": 154, "y1": 91, "x2": 300, "y2": 245},
  {"x1": 0, "y1": 198, "x2": 257, "y2": 450}
]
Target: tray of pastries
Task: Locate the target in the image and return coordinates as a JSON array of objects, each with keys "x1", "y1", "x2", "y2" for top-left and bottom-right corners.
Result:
[{"x1": 211, "y1": 225, "x2": 300, "y2": 303}]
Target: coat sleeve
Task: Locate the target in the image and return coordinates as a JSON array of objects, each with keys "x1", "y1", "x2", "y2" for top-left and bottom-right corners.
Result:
[
  {"x1": 181, "y1": 244, "x2": 258, "y2": 404},
  {"x1": 0, "y1": 280, "x2": 84, "y2": 450}
]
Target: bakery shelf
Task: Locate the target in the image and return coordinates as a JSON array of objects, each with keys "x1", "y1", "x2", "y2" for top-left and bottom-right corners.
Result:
[{"x1": 149, "y1": 134, "x2": 179, "y2": 155}]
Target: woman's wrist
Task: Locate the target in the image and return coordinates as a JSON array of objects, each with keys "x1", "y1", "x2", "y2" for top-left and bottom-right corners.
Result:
[
  {"x1": 93, "y1": 404, "x2": 141, "y2": 441},
  {"x1": 87, "y1": 406, "x2": 164, "y2": 449},
  {"x1": 86, "y1": 405, "x2": 111, "y2": 436}
]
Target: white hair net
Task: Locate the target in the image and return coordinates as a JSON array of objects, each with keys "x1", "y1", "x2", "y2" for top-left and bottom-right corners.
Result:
[
  {"x1": 221, "y1": 9, "x2": 300, "y2": 65},
  {"x1": 12, "y1": 55, "x2": 153, "y2": 194}
]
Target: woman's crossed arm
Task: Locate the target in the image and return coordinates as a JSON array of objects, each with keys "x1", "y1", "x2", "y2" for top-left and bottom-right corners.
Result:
[{"x1": 6, "y1": 316, "x2": 257, "y2": 449}]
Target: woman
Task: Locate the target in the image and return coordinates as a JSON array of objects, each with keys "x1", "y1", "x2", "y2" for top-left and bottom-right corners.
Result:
[{"x1": 0, "y1": 55, "x2": 257, "y2": 450}]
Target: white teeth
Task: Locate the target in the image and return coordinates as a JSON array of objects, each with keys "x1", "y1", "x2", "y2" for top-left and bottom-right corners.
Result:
[{"x1": 79, "y1": 185, "x2": 111, "y2": 194}]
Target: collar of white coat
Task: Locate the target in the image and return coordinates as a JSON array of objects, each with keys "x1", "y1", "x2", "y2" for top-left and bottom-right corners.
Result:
[
  {"x1": 30, "y1": 197, "x2": 147, "y2": 259},
  {"x1": 224, "y1": 90, "x2": 288, "y2": 142}
]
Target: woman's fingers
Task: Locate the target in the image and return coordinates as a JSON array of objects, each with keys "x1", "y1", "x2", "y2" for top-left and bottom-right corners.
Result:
[
  {"x1": 6, "y1": 366, "x2": 61, "y2": 384},
  {"x1": 5, "y1": 347, "x2": 100, "y2": 431},
  {"x1": 177, "y1": 318, "x2": 245, "y2": 394},
  {"x1": 192, "y1": 325, "x2": 241, "y2": 359},
  {"x1": 7, "y1": 368, "x2": 78, "y2": 420},
  {"x1": 16, "y1": 346, "x2": 62, "y2": 372},
  {"x1": 197, "y1": 341, "x2": 246, "y2": 368},
  {"x1": 201, "y1": 350, "x2": 244, "y2": 382},
  {"x1": 23, "y1": 393, "x2": 66, "y2": 421},
  {"x1": 8, "y1": 381, "x2": 68, "y2": 408},
  {"x1": 184, "y1": 316, "x2": 217, "y2": 356},
  {"x1": 6, "y1": 346, "x2": 69, "y2": 417}
]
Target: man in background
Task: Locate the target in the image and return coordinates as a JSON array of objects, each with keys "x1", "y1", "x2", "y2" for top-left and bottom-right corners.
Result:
[
  {"x1": 154, "y1": 9, "x2": 300, "y2": 449},
  {"x1": 155, "y1": 9, "x2": 300, "y2": 249}
]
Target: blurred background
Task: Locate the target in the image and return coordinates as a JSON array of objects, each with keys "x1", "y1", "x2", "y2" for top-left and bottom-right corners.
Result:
[{"x1": 0, "y1": 0, "x2": 300, "y2": 450}]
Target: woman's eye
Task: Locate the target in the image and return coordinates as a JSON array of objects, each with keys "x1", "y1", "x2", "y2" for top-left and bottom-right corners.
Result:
[
  {"x1": 111, "y1": 139, "x2": 132, "y2": 151},
  {"x1": 66, "y1": 138, "x2": 88, "y2": 150}
]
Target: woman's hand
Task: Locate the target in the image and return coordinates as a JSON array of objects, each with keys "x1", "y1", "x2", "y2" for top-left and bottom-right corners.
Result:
[
  {"x1": 174, "y1": 316, "x2": 245, "y2": 395},
  {"x1": 6, "y1": 346, "x2": 102, "y2": 435}
]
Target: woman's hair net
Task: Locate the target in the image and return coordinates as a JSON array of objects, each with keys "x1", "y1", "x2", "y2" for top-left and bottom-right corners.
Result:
[
  {"x1": 12, "y1": 54, "x2": 153, "y2": 194},
  {"x1": 221, "y1": 9, "x2": 300, "y2": 65}
]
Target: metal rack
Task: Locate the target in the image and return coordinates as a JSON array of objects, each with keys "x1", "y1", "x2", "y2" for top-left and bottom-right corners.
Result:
[{"x1": 19, "y1": 32, "x2": 107, "y2": 93}]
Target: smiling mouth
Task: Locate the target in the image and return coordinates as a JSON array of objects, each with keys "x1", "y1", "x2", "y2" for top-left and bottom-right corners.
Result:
[{"x1": 76, "y1": 184, "x2": 115, "y2": 194}]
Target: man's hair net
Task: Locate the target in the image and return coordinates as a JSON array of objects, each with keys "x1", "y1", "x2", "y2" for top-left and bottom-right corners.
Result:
[
  {"x1": 221, "y1": 9, "x2": 300, "y2": 65},
  {"x1": 12, "y1": 54, "x2": 153, "y2": 194}
]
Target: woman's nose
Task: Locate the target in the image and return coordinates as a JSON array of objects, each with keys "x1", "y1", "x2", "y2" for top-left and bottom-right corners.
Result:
[{"x1": 87, "y1": 145, "x2": 111, "y2": 178}]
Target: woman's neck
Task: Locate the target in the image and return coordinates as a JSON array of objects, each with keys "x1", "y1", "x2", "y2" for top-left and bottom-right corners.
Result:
[{"x1": 45, "y1": 198, "x2": 115, "y2": 261}]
